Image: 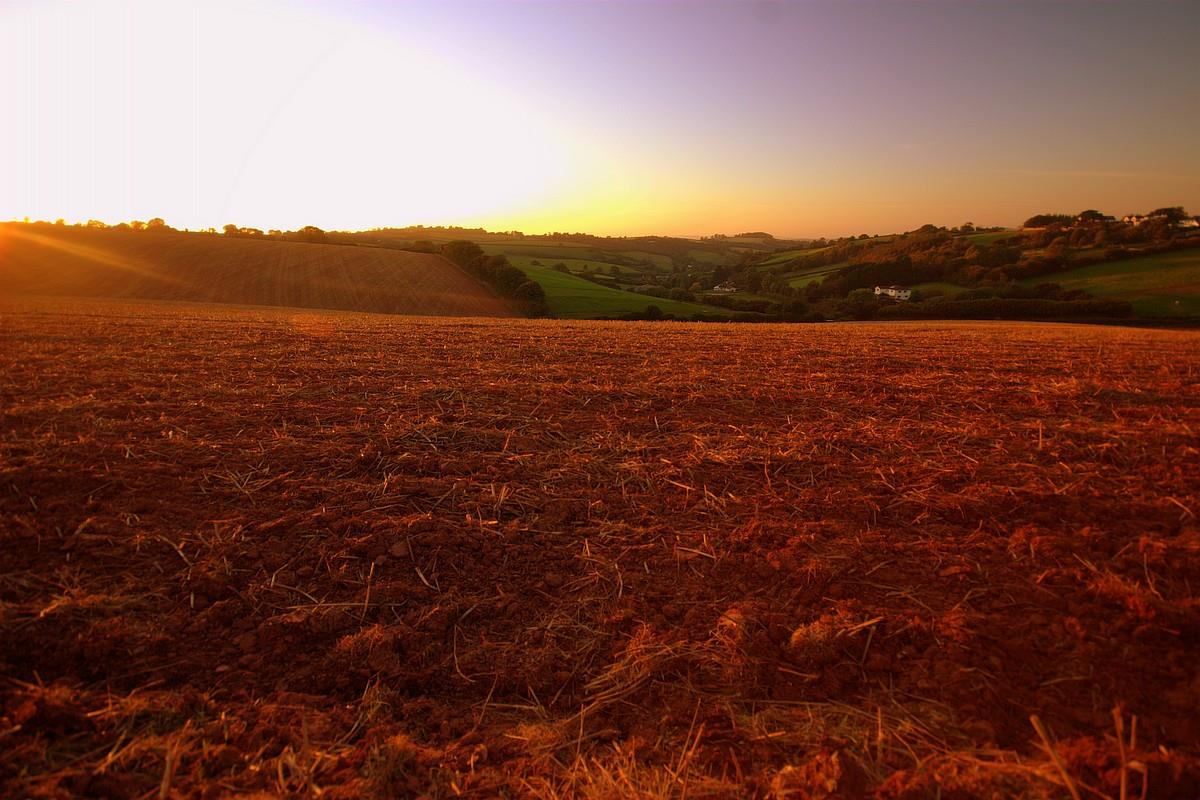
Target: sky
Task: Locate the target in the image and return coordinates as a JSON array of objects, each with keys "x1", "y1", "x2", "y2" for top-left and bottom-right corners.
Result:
[{"x1": 1, "y1": 0, "x2": 1198, "y2": 238}]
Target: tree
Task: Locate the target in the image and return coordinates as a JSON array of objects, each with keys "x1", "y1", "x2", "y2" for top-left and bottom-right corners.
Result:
[
  {"x1": 223, "y1": 224, "x2": 239, "y2": 236},
  {"x1": 1148, "y1": 207, "x2": 1188, "y2": 224},
  {"x1": 1023, "y1": 213, "x2": 1073, "y2": 229},
  {"x1": 440, "y1": 240, "x2": 485, "y2": 268},
  {"x1": 839, "y1": 288, "x2": 880, "y2": 320},
  {"x1": 1077, "y1": 209, "x2": 1105, "y2": 222},
  {"x1": 781, "y1": 297, "x2": 809, "y2": 320},
  {"x1": 146, "y1": 217, "x2": 169, "y2": 232},
  {"x1": 296, "y1": 225, "x2": 327, "y2": 243},
  {"x1": 514, "y1": 281, "x2": 546, "y2": 309}
]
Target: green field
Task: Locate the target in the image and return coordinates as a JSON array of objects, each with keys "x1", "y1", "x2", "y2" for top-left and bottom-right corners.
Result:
[
  {"x1": 963, "y1": 231, "x2": 1015, "y2": 246},
  {"x1": 506, "y1": 255, "x2": 645, "y2": 277},
  {"x1": 623, "y1": 251, "x2": 674, "y2": 270},
  {"x1": 760, "y1": 245, "x2": 831, "y2": 267},
  {"x1": 480, "y1": 243, "x2": 614, "y2": 261},
  {"x1": 785, "y1": 262, "x2": 848, "y2": 288},
  {"x1": 480, "y1": 244, "x2": 676, "y2": 274},
  {"x1": 686, "y1": 249, "x2": 726, "y2": 265},
  {"x1": 516, "y1": 265, "x2": 730, "y2": 319},
  {"x1": 1022, "y1": 249, "x2": 1200, "y2": 317}
]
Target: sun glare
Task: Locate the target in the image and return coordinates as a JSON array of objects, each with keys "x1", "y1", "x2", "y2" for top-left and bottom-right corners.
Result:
[{"x1": 0, "y1": 0, "x2": 589, "y2": 231}]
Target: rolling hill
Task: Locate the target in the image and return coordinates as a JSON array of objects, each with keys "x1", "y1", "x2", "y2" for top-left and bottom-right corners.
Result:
[
  {"x1": 1021, "y1": 248, "x2": 1200, "y2": 317},
  {"x1": 0, "y1": 224, "x2": 516, "y2": 317}
]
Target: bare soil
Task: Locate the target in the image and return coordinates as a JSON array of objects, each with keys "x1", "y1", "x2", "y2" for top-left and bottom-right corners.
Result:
[
  {"x1": 0, "y1": 225, "x2": 515, "y2": 318},
  {"x1": 2, "y1": 297, "x2": 1198, "y2": 798}
]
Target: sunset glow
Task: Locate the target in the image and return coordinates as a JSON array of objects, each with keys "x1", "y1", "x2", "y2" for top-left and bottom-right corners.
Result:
[{"x1": 2, "y1": 0, "x2": 1198, "y2": 237}]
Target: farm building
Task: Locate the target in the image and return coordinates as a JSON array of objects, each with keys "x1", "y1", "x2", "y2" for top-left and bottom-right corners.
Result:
[{"x1": 874, "y1": 285, "x2": 912, "y2": 301}]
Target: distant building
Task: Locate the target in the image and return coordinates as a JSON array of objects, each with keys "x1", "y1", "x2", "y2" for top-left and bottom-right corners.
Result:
[
  {"x1": 1177, "y1": 218, "x2": 1200, "y2": 228},
  {"x1": 874, "y1": 285, "x2": 912, "y2": 301},
  {"x1": 1122, "y1": 215, "x2": 1148, "y2": 226},
  {"x1": 710, "y1": 282, "x2": 738, "y2": 293}
]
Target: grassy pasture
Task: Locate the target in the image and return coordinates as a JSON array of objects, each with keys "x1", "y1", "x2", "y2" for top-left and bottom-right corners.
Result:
[
  {"x1": 785, "y1": 261, "x2": 849, "y2": 288},
  {"x1": 515, "y1": 264, "x2": 727, "y2": 318},
  {"x1": 962, "y1": 231, "x2": 1015, "y2": 246},
  {"x1": 760, "y1": 245, "x2": 832, "y2": 267},
  {"x1": 505, "y1": 254, "x2": 643, "y2": 277},
  {"x1": 686, "y1": 248, "x2": 726, "y2": 265},
  {"x1": 1024, "y1": 249, "x2": 1200, "y2": 317},
  {"x1": 622, "y1": 251, "x2": 674, "y2": 270},
  {"x1": 480, "y1": 242, "x2": 615, "y2": 261}
]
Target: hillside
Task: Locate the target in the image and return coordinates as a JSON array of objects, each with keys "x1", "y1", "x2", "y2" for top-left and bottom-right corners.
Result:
[
  {"x1": 340, "y1": 218, "x2": 1200, "y2": 323},
  {"x1": 736, "y1": 215, "x2": 1200, "y2": 322},
  {"x1": 1021, "y1": 248, "x2": 1200, "y2": 317},
  {"x1": 511, "y1": 262, "x2": 734, "y2": 319},
  {"x1": 0, "y1": 224, "x2": 516, "y2": 317}
]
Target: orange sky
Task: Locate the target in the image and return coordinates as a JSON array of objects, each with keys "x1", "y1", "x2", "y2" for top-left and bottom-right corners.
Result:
[{"x1": 2, "y1": 1, "x2": 1198, "y2": 238}]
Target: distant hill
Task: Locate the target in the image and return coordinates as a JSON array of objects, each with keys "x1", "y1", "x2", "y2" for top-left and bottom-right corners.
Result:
[{"x1": 0, "y1": 224, "x2": 516, "y2": 317}]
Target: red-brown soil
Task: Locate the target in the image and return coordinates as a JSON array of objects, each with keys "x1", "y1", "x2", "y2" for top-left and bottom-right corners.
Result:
[
  {"x1": 0, "y1": 225, "x2": 515, "y2": 318},
  {"x1": 2, "y1": 297, "x2": 1198, "y2": 798}
]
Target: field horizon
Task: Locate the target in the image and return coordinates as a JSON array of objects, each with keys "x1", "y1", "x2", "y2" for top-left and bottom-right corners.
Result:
[{"x1": 4, "y1": 218, "x2": 1199, "y2": 326}]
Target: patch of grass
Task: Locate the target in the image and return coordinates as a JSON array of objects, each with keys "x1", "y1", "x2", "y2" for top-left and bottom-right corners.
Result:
[
  {"x1": 480, "y1": 243, "x2": 611, "y2": 261},
  {"x1": 963, "y1": 231, "x2": 1015, "y2": 246},
  {"x1": 516, "y1": 265, "x2": 731, "y2": 319},
  {"x1": 1023, "y1": 248, "x2": 1200, "y2": 317},
  {"x1": 760, "y1": 245, "x2": 832, "y2": 267},
  {"x1": 622, "y1": 251, "x2": 674, "y2": 270},
  {"x1": 685, "y1": 249, "x2": 726, "y2": 265},
  {"x1": 505, "y1": 255, "x2": 642, "y2": 277},
  {"x1": 784, "y1": 262, "x2": 849, "y2": 288}
]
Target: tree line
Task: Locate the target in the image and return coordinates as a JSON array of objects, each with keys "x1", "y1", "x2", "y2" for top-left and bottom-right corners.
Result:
[{"x1": 438, "y1": 241, "x2": 548, "y2": 317}]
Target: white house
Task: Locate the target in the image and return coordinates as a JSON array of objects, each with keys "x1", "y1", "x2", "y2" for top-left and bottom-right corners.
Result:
[{"x1": 874, "y1": 285, "x2": 912, "y2": 301}]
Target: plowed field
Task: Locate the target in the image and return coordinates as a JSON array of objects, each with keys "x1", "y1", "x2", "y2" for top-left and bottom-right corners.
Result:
[
  {"x1": 2, "y1": 298, "x2": 1198, "y2": 798},
  {"x1": 0, "y1": 226, "x2": 514, "y2": 318}
]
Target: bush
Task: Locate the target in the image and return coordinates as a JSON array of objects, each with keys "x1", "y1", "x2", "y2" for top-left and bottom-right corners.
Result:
[
  {"x1": 514, "y1": 281, "x2": 545, "y2": 303},
  {"x1": 440, "y1": 241, "x2": 549, "y2": 317}
]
